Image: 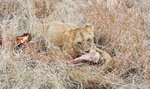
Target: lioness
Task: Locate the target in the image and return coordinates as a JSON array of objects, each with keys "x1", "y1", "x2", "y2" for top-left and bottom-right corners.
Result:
[{"x1": 37, "y1": 22, "x2": 112, "y2": 68}]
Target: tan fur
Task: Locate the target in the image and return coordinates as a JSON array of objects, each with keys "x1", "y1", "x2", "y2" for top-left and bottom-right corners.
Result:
[
  {"x1": 37, "y1": 22, "x2": 112, "y2": 68},
  {"x1": 65, "y1": 23, "x2": 78, "y2": 30},
  {"x1": 63, "y1": 24, "x2": 95, "y2": 57},
  {"x1": 37, "y1": 22, "x2": 70, "y2": 46}
]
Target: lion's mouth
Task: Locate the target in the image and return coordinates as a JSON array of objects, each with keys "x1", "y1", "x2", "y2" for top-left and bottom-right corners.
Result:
[
  {"x1": 81, "y1": 49, "x2": 91, "y2": 55},
  {"x1": 85, "y1": 50, "x2": 90, "y2": 53}
]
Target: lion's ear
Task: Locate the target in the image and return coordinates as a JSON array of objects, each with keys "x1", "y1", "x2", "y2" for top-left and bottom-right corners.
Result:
[{"x1": 85, "y1": 23, "x2": 95, "y2": 31}]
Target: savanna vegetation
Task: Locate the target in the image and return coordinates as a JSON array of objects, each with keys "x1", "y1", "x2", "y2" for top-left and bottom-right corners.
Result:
[{"x1": 0, "y1": 0, "x2": 150, "y2": 89}]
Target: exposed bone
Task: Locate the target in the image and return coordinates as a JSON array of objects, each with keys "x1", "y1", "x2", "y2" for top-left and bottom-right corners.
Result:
[{"x1": 67, "y1": 49, "x2": 100, "y2": 63}]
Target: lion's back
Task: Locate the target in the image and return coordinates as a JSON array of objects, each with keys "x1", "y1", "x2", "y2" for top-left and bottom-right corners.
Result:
[{"x1": 37, "y1": 22, "x2": 78, "y2": 46}]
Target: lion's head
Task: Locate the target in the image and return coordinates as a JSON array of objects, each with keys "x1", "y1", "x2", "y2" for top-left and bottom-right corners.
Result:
[{"x1": 63, "y1": 24, "x2": 95, "y2": 58}]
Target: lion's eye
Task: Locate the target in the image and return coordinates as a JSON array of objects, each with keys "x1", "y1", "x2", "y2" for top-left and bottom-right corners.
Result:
[
  {"x1": 77, "y1": 42, "x2": 82, "y2": 46},
  {"x1": 87, "y1": 38, "x2": 91, "y2": 42}
]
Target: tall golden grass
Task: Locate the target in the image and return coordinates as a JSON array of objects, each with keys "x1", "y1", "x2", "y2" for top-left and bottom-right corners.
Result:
[{"x1": 0, "y1": 0, "x2": 150, "y2": 89}]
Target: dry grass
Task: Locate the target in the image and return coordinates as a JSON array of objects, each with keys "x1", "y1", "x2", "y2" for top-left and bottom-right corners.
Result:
[{"x1": 0, "y1": 0, "x2": 150, "y2": 89}]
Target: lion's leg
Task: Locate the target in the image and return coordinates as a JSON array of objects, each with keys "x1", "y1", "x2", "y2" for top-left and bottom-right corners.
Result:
[
  {"x1": 95, "y1": 47, "x2": 112, "y2": 60},
  {"x1": 94, "y1": 45, "x2": 114, "y2": 72}
]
